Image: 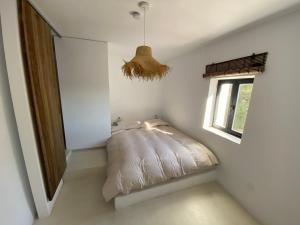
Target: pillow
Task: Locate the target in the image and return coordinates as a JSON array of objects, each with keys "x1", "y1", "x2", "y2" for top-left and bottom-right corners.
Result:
[
  {"x1": 143, "y1": 119, "x2": 169, "y2": 129},
  {"x1": 111, "y1": 120, "x2": 142, "y2": 133}
]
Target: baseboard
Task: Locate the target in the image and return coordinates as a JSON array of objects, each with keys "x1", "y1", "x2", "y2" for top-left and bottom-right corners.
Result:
[{"x1": 68, "y1": 145, "x2": 106, "y2": 151}]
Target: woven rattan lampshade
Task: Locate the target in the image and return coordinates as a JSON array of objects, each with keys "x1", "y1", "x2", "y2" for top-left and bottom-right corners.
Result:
[
  {"x1": 122, "y1": 45, "x2": 169, "y2": 80},
  {"x1": 122, "y1": 1, "x2": 169, "y2": 80}
]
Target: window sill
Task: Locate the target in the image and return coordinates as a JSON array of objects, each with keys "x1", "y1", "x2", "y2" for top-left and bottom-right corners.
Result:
[{"x1": 203, "y1": 126, "x2": 241, "y2": 144}]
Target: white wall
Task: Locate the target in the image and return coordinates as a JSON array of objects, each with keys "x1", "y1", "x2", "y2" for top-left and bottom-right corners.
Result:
[
  {"x1": 0, "y1": 22, "x2": 35, "y2": 225},
  {"x1": 108, "y1": 43, "x2": 164, "y2": 121},
  {"x1": 162, "y1": 10, "x2": 300, "y2": 225},
  {"x1": 55, "y1": 37, "x2": 111, "y2": 150}
]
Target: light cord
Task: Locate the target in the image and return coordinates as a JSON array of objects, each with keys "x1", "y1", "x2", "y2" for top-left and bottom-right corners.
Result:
[{"x1": 143, "y1": 7, "x2": 146, "y2": 45}]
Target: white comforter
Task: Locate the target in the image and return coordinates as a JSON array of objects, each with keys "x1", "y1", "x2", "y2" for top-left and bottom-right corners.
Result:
[{"x1": 103, "y1": 126, "x2": 218, "y2": 201}]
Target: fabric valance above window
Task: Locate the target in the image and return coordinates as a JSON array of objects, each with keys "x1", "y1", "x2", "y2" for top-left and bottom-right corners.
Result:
[{"x1": 203, "y1": 52, "x2": 268, "y2": 78}]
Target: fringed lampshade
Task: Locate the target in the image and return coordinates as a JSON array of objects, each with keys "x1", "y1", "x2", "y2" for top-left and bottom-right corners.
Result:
[
  {"x1": 122, "y1": 45, "x2": 169, "y2": 80},
  {"x1": 122, "y1": 1, "x2": 169, "y2": 81}
]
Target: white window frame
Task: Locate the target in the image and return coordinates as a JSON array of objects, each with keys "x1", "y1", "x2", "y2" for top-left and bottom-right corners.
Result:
[{"x1": 203, "y1": 75, "x2": 255, "y2": 144}]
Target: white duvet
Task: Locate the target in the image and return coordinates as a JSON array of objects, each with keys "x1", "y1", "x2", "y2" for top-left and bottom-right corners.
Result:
[{"x1": 103, "y1": 125, "x2": 218, "y2": 201}]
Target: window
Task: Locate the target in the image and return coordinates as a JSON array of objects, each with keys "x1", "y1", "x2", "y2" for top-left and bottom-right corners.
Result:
[{"x1": 212, "y1": 78, "x2": 254, "y2": 138}]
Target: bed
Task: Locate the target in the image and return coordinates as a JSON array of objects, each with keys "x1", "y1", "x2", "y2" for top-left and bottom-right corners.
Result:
[{"x1": 103, "y1": 119, "x2": 219, "y2": 208}]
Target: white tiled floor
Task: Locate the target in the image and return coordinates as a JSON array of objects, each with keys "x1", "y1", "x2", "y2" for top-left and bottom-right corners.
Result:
[{"x1": 34, "y1": 148, "x2": 261, "y2": 225}]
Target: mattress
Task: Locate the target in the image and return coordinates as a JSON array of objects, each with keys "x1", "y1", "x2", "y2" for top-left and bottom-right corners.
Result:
[{"x1": 103, "y1": 125, "x2": 218, "y2": 201}]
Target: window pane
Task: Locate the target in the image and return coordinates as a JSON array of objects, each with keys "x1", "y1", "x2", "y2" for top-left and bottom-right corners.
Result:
[
  {"x1": 214, "y1": 83, "x2": 233, "y2": 128},
  {"x1": 232, "y1": 84, "x2": 253, "y2": 133}
]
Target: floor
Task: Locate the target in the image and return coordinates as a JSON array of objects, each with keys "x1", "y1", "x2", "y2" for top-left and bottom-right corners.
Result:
[{"x1": 34, "y1": 148, "x2": 261, "y2": 225}]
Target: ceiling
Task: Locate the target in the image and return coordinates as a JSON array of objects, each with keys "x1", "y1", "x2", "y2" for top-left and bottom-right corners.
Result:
[{"x1": 32, "y1": 0, "x2": 300, "y2": 60}]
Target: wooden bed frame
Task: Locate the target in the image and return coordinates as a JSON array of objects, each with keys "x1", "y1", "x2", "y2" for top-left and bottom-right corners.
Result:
[{"x1": 114, "y1": 168, "x2": 217, "y2": 209}]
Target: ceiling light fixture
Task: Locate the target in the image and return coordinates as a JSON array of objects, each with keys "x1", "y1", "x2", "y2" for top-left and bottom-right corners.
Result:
[{"x1": 122, "y1": 1, "x2": 169, "y2": 81}]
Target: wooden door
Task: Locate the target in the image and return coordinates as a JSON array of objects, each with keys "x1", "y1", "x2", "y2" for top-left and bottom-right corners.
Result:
[{"x1": 19, "y1": 0, "x2": 66, "y2": 200}]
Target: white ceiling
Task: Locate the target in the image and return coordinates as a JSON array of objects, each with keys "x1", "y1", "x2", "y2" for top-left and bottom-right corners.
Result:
[{"x1": 32, "y1": 0, "x2": 300, "y2": 60}]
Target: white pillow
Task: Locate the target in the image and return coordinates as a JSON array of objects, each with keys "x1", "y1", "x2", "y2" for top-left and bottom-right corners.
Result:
[
  {"x1": 111, "y1": 120, "x2": 142, "y2": 133},
  {"x1": 143, "y1": 119, "x2": 169, "y2": 129}
]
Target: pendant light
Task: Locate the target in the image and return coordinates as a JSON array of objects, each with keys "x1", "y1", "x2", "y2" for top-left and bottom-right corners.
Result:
[{"x1": 122, "y1": 1, "x2": 169, "y2": 80}]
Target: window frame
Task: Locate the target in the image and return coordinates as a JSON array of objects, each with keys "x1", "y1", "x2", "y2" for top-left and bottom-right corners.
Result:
[{"x1": 212, "y1": 78, "x2": 254, "y2": 138}]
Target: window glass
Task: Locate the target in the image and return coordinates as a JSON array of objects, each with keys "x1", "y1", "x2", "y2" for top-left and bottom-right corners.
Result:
[
  {"x1": 214, "y1": 83, "x2": 232, "y2": 128},
  {"x1": 211, "y1": 78, "x2": 254, "y2": 138},
  {"x1": 232, "y1": 84, "x2": 253, "y2": 133}
]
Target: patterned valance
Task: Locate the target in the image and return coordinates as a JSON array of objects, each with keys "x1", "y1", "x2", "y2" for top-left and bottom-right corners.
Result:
[{"x1": 203, "y1": 52, "x2": 268, "y2": 78}]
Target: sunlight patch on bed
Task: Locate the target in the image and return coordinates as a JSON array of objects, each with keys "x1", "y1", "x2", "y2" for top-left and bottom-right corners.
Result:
[{"x1": 145, "y1": 122, "x2": 173, "y2": 135}]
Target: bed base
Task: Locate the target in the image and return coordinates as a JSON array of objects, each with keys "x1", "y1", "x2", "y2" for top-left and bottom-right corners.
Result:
[{"x1": 114, "y1": 169, "x2": 217, "y2": 209}]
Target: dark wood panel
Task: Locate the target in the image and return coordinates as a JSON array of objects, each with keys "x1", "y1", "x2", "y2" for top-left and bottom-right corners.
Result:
[
  {"x1": 19, "y1": 0, "x2": 66, "y2": 200},
  {"x1": 203, "y1": 52, "x2": 268, "y2": 78}
]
